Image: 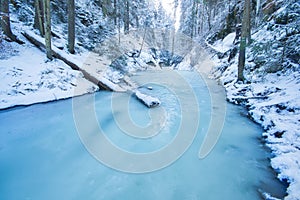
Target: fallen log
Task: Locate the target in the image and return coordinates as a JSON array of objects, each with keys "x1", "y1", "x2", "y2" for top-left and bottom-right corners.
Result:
[
  {"x1": 22, "y1": 30, "x2": 161, "y2": 108},
  {"x1": 22, "y1": 31, "x2": 112, "y2": 91}
]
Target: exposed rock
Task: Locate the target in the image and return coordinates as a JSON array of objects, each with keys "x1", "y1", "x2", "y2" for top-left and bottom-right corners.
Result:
[{"x1": 262, "y1": 0, "x2": 277, "y2": 16}]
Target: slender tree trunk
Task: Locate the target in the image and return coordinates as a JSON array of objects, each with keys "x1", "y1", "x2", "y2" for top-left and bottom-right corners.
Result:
[
  {"x1": 194, "y1": 1, "x2": 199, "y2": 36},
  {"x1": 190, "y1": 0, "x2": 196, "y2": 38},
  {"x1": 124, "y1": 0, "x2": 129, "y2": 34},
  {"x1": 237, "y1": 37, "x2": 246, "y2": 81},
  {"x1": 34, "y1": 0, "x2": 44, "y2": 36},
  {"x1": 237, "y1": 0, "x2": 251, "y2": 82},
  {"x1": 68, "y1": 0, "x2": 75, "y2": 54},
  {"x1": 38, "y1": 0, "x2": 45, "y2": 36},
  {"x1": 34, "y1": 0, "x2": 39, "y2": 29},
  {"x1": 135, "y1": 14, "x2": 139, "y2": 28},
  {"x1": 171, "y1": 0, "x2": 178, "y2": 57},
  {"x1": 117, "y1": 0, "x2": 121, "y2": 44},
  {"x1": 138, "y1": 27, "x2": 146, "y2": 57},
  {"x1": 255, "y1": 0, "x2": 260, "y2": 26},
  {"x1": 200, "y1": 3, "x2": 204, "y2": 35},
  {"x1": 113, "y1": 0, "x2": 117, "y2": 26},
  {"x1": 246, "y1": 0, "x2": 251, "y2": 43},
  {"x1": 44, "y1": 0, "x2": 52, "y2": 59},
  {"x1": 207, "y1": 9, "x2": 211, "y2": 31},
  {"x1": 0, "y1": 0, "x2": 16, "y2": 40}
]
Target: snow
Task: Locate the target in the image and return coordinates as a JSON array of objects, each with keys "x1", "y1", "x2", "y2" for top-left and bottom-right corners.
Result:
[
  {"x1": 24, "y1": 30, "x2": 132, "y2": 92},
  {"x1": 0, "y1": 38, "x2": 97, "y2": 110},
  {"x1": 0, "y1": 23, "x2": 169, "y2": 111},
  {"x1": 211, "y1": 29, "x2": 300, "y2": 199},
  {"x1": 263, "y1": 193, "x2": 281, "y2": 200},
  {"x1": 245, "y1": 73, "x2": 300, "y2": 200},
  {"x1": 135, "y1": 90, "x2": 161, "y2": 108},
  {"x1": 216, "y1": 71, "x2": 300, "y2": 200},
  {"x1": 206, "y1": 32, "x2": 236, "y2": 53},
  {"x1": 99, "y1": 76, "x2": 126, "y2": 92},
  {"x1": 153, "y1": 0, "x2": 181, "y2": 30}
]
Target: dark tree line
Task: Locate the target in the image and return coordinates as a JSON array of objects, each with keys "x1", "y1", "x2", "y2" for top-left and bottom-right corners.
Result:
[
  {"x1": 3, "y1": 0, "x2": 252, "y2": 71},
  {"x1": 1, "y1": 0, "x2": 166, "y2": 59},
  {"x1": 1, "y1": 0, "x2": 75, "y2": 58}
]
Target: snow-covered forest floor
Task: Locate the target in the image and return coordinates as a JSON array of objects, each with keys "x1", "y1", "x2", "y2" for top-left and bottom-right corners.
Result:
[{"x1": 0, "y1": 36, "x2": 99, "y2": 109}]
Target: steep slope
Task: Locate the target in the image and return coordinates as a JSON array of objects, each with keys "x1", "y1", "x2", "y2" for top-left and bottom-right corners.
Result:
[{"x1": 200, "y1": 0, "x2": 300, "y2": 199}]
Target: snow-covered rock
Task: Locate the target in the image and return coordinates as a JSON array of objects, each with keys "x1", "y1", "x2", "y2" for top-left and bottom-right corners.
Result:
[
  {"x1": 134, "y1": 90, "x2": 161, "y2": 108},
  {"x1": 206, "y1": 32, "x2": 236, "y2": 54}
]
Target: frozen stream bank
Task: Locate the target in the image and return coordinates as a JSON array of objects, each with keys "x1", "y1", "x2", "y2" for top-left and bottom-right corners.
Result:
[{"x1": 0, "y1": 70, "x2": 286, "y2": 200}]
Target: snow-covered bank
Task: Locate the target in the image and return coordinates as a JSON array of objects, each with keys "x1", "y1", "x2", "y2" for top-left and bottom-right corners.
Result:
[
  {"x1": 206, "y1": 32, "x2": 236, "y2": 54},
  {"x1": 214, "y1": 65, "x2": 300, "y2": 200},
  {"x1": 209, "y1": 5, "x2": 300, "y2": 198},
  {"x1": 0, "y1": 39, "x2": 98, "y2": 110}
]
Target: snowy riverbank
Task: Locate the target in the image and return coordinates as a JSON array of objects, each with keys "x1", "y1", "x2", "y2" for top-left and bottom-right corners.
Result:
[
  {"x1": 0, "y1": 39, "x2": 98, "y2": 110},
  {"x1": 214, "y1": 62, "x2": 300, "y2": 200},
  {"x1": 210, "y1": 31, "x2": 300, "y2": 200}
]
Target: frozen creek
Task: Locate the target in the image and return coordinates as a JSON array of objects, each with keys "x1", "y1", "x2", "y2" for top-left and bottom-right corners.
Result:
[{"x1": 0, "y1": 70, "x2": 286, "y2": 200}]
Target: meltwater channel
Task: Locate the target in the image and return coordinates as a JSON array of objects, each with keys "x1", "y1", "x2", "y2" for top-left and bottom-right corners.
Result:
[{"x1": 0, "y1": 70, "x2": 286, "y2": 199}]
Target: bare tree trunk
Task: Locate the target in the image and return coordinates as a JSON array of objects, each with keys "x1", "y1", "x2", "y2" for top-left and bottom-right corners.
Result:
[
  {"x1": 255, "y1": 0, "x2": 261, "y2": 26},
  {"x1": 246, "y1": 0, "x2": 251, "y2": 43},
  {"x1": 171, "y1": 0, "x2": 178, "y2": 57},
  {"x1": 124, "y1": 0, "x2": 129, "y2": 34},
  {"x1": 68, "y1": 0, "x2": 75, "y2": 54},
  {"x1": 237, "y1": 36, "x2": 246, "y2": 81},
  {"x1": 44, "y1": 0, "x2": 52, "y2": 59},
  {"x1": 194, "y1": 1, "x2": 199, "y2": 36},
  {"x1": 135, "y1": 14, "x2": 139, "y2": 28},
  {"x1": 34, "y1": 0, "x2": 44, "y2": 36},
  {"x1": 237, "y1": 0, "x2": 251, "y2": 82},
  {"x1": 207, "y1": 9, "x2": 212, "y2": 31},
  {"x1": 117, "y1": 0, "x2": 121, "y2": 44},
  {"x1": 34, "y1": 0, "x2": 39, "y2": 29},
  {"x1": 138, "y1": 27, "x2": 146, "y2": 57},
  {"x1": 0, "y1": 0, "x2": 16, "y2": 40},
  {"x1": 190, "y1": 0, "x2": 196, "y2": 38},
  {"x1": 200, "y1": 2, "x2": 204, "y2": 35},
  {"x1": 113, "y1": 0, "x2": 117, "y2": 26}
]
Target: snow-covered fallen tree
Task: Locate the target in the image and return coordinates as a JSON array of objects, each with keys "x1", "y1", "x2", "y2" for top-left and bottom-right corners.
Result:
[
  {"x1": 21, "y1": 30, "x2": 161, "y2": 109},
  {"x1": 22, "y1": 30, "x2": 114, "y2": 91}
]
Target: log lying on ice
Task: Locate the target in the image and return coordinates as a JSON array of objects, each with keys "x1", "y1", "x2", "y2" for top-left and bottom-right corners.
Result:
[{"x1": 134, "y1": 91, "x2": 160, "y2": 108}]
